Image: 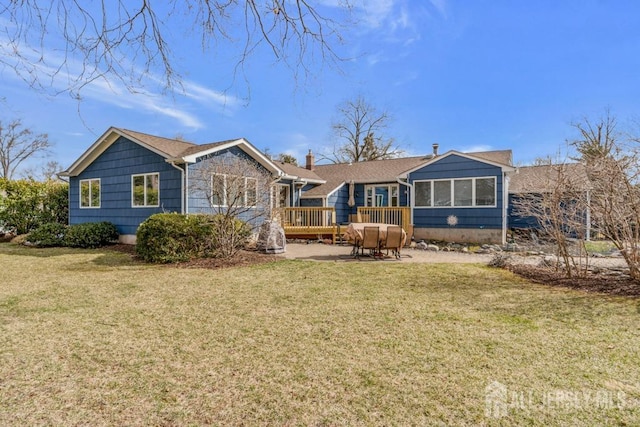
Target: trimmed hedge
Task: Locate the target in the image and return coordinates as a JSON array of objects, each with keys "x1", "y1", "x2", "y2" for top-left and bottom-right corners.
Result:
[
  {"x1": 65, "y1": 222, "x2": 118, "y2": 248},
  {"x1": 27, "y1": 222, "x2": 67, "y2": 247},
  {"x1": 136, "y1": 213, "x2": 250, "y2": 263},
  {"x1": 27, "y1": 221, "x2": 118, "y2": 248}
]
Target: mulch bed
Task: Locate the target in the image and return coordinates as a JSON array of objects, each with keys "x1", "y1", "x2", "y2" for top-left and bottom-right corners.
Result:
[{"x1": 507, "y1": 264, "x2": 640, "y2": 297}]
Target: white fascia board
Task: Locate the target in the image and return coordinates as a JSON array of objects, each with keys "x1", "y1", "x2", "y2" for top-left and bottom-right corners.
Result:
[
  {"x1": 325, "y1": 182, "x2": 347, "y2": 199},
  {"x1": 398, "y1": 150, "x2": 516, "y2": 179},
  {"x1": 180, "y1": 138, "x2": 284, "y2": 175},
  {"x1": 62, "y1": 127, "x2": 174, "y2": 177}
]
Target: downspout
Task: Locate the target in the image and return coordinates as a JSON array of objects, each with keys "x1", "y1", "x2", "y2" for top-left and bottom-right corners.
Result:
[
  {"x1": 397, "y1": 177, "x2": 414, "y2": 227},
  {"x1": 168, "y1": 161, "x2": 186, "y2": 214},
  {"x1": 503, "y1": 172, "x2": 510, "y2": 245},
  {"x1": 294, "y1": 178, "x2": 308, "y2": 207},
  {"x1": 269, "y1": 172, "x2": 284, "y2": 211}
]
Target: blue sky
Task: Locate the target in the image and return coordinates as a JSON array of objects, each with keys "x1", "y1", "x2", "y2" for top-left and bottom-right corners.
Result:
[{"x1": 1, "y1": 0, "x2": 639, "y2": 173}]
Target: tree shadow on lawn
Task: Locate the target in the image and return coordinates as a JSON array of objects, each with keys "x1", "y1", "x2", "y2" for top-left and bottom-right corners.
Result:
[{"x1": 0, "y1": 242, "x2": 141, "y2": 267}]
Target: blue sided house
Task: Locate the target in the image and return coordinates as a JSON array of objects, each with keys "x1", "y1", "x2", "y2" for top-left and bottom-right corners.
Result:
[
  {"x1": 60, "y1": 127, "x2": 307, "y2": 244},
  {"x1": 62, "y1": 128, "x2": 524, "y2": 244}
]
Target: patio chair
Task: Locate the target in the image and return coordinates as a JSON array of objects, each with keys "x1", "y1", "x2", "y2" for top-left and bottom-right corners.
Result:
[
  {"x1": 359, "y1": 226, "x2": 380, "y2": 257},
  {"x1": 381, "y1": 226, "x2": 403, "y2": 259}
]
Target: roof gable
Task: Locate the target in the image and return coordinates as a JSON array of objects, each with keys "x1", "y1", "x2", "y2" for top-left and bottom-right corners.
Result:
[
  {"x1": 61, "y1": 127, "x2": 197, "y2": 177},
  {"x1": 177, "y1": 138, "x2": 283, "y2": 175},
  {"x1": 62, "y1": 127, "x2": 287, "y2": 178},
  {"x1": 400, "y1": 150, "x2": 515, "y2": 178}
]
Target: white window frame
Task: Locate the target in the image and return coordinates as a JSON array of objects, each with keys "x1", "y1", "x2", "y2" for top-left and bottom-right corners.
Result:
[
  {"x1": 364, "y1": 184, "x2": 400, "y2": 207},
  {"x1": 79, "y1": 178, "x2": 101, "y2": 208},
  {"x1": 210, "y1": 173, "x2": 258, "y2": 207},
  {"x1": 413, "y1": 176, "x2": 497, "y2": 208},
  {"x1": 271, "y1": 184, "x2": 290, "y2": 209},
  {"x1": 131, "y1": 173, "x2": 160, "y2": 208}
]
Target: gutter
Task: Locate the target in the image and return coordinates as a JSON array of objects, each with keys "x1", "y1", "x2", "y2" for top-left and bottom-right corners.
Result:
[
  {"x1": 293, "y1": 178, "x2": 308, "y2": 207},
  {"x1": 167, "y1": 160, "x2": 186, "y2": 214}
]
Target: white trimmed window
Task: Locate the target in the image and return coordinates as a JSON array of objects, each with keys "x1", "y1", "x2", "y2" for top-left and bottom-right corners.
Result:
[
  {"x1": 80, "y1": 178, "x2": 101, "y2": 208},
  {"x1": 132, "y1": 173, "x2": 160, "y2": 207},
  {"x1": 414, "y1": 177, "x2": 496, "y2": 207},
  {"x1": 211, "y1": 173, "x2": 258, "y2": 207},
  {"x1": 364, "y1": 184, "x2": 400, "y2": 207}
]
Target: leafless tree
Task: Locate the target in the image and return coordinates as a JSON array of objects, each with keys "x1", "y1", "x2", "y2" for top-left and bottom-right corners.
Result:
[
  {"x1": 511, "y1": 159, "x2": 591, "y2": 279},
  {"x1": 322, "y1": 95, "x2": 401, "y2": 163},
  {"x1": 0, "y1": 119, "x2": 51, "y2": 179},
  {"x1": 188, "y1": 153, "x2": 273, "y2": 258},
  {"x1": 571, "y1": 113, "x2": 640, "y2": 281},
  {"x1": 20, "y1": 160, "x2": 65, "y2": 182},
  {"x1": 0, "y1": 1, "x2": 352, "y2": 98}
]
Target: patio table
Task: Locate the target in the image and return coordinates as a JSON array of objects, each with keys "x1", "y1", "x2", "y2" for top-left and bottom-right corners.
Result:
[{"x1": 342, "y1": 222, "x2": 407, "y2": 255}]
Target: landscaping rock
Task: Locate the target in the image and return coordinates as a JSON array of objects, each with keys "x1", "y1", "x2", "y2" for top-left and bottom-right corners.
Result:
[{"x1": 256, "y1": 220, "x2": 286, "y2": 254}]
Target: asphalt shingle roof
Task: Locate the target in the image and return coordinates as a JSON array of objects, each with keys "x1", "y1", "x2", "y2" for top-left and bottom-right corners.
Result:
[
  {"x1": 509, "y1": 163, "x2": 590, "y2": 193},
  {"x1": 273, "y1": 161, "x2": 324, "y2": 181},
  {"x1": 302, "y1": 150, "x2": 514, "y2": 198},
  {"x1": 117, "y1": 128, "x2": 197, "y2": 158}
]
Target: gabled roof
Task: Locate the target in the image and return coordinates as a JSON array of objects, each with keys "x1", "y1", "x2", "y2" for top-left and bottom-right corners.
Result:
[
  {"x1": 117, "y1": 128, "x2": 196, "y2": 157},
  {"x1": 302, "y1": 149, "x2": 515, "y2": 199},
  {"x1": 61, "y1": 127, "x2": 197, "y2": 176},
  {"x1": 61, "y1": 127, "x2": 284, "y2": 177},
  {"x1": 399, "y1": 149, "x2": 515, "y2": 178},
  {"x1": 509, "y1": 163, "x2": 590, "y2": 193}
]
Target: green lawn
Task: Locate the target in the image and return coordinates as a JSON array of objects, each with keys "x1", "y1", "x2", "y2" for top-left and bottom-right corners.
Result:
[{"x1": 1, "y1": 243, "x2": 639, "y2": 425}]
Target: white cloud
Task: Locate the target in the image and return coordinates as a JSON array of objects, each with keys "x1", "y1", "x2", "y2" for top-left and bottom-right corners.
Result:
[{"x1": 0, "y1": 35, "x2": 238, "y2": 129}]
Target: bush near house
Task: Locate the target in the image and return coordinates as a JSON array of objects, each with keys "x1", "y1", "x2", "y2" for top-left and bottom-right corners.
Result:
[
  {"x1": 64, "y1": 222, "x2": 118, "y2": 248},
  {"x1": 27, "y1": 221, "x2": 118, "y2": 248},
  {"x1": 27, "y1": 222, "x2": 68, "y2": 247},
  {"x1": 136, "y1": 213, "x2": 250, "y2": 263},
  {"x1": 0, "y1": 178, "x2": 68, "y2": 234}
]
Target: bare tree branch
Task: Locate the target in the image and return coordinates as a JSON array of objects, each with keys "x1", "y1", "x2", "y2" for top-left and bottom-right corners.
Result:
[
  {"x1": 0, "y1": 1, "x2": 352, "y2": 98},
  {"x1": 321, "y1": 95, "x2": 402, "y2": 164},
  {"x1": 0, "y1": 119, "x2": 51, "y2": 179},
  {"x1": 188, "y1": 153, "x2": 273, "y2": 258}
]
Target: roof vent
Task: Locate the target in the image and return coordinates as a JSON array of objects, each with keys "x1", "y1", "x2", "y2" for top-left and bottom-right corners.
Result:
[{"x1": 432, "y1": 143, "x2": 439, "y2": 156}]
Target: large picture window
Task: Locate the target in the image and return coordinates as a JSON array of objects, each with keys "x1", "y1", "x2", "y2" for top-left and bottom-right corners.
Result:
[
  {"x1": 80, "y1": 178, "x2": 100, "y2": 208},
  {"x1": 414, "y1": 177, "x2": 496, "y2": 207},
  {"x1": 132, "y1": 173, "x2": 160, "y2": 207},
  {"x1": 211, "y1": 173, "x2": 258, "y2": 207}
]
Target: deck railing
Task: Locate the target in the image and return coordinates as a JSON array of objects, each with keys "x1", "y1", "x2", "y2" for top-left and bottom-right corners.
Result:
[
  {"x1": 356, "y1": 207, "x2": 412, "y2": 234},
  {"x1": 275, "y1": 207, "x2": 338, "y2": 241}
]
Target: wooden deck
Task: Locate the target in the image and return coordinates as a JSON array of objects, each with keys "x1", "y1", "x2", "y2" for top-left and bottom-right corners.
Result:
[
  {"x1": 276, "y1": 206, "x2": 413, "y2": 244},
  {"x1": 276, "y1": 207, "x2": 339, "y2": 243}
]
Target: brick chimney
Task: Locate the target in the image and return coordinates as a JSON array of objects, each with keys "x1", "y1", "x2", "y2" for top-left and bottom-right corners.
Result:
[
  {"x1": 432, "y1": 143, "x2": 439, "y2": 156},
  {"x1": 305, "y1": 149, "x2": 315, "y2": 171}
]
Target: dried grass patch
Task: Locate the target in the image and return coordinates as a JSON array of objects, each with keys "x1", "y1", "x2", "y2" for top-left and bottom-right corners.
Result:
[{"x1": 1, "y1": 243, "x2": 639, "y2": 425}]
